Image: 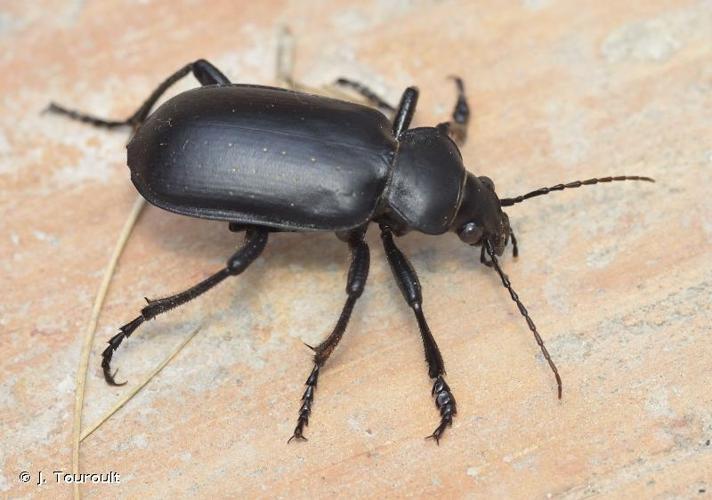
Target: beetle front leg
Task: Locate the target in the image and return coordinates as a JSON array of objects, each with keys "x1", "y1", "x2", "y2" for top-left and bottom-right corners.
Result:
[
  {"x1": 288, "y1": 231, "x2": 370, "y2": 442},
  {"x1": 436, "y1": 76, "x2": 470, "y2": 146},
  {"x1": 380, "y1": 225, "x2": 457, "y2": 444},
  {"x1": 102, "y1": 227, "x2": 268, "y2": 386},
  {"x1": 46, "y1": 59, "x2": 230, "y2": 131}
]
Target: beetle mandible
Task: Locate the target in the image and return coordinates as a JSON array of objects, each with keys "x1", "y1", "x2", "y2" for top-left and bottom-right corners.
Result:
[{"x1": 48, "y1": 58, "x2": 654, "y2": 443}]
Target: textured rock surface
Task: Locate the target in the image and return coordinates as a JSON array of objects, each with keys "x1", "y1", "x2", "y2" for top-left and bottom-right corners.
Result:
[{"x1": 2, "y1": 0, "x2": 711, "y2": 497}]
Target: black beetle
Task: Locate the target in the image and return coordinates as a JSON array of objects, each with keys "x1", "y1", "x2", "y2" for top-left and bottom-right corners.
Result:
[{"x1": 48, "y1": 58, "x2": 653, "y2": 443}]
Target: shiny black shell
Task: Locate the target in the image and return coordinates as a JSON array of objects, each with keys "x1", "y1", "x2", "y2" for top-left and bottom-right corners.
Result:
[
  {"x1": 127, "y1": 84, "x2": 468, "y2": 234},
  {"x1": 128, "y1": 84, "x2": 396, "y2": 231}
]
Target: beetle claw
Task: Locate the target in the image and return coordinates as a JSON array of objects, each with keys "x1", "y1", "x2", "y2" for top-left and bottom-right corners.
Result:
[
  {"x1": 105, "y1": 368, "x2": 127, "y2": 387},
  {"x1": 425, "y1": 431, "x2": 442, "y2": 445},
  {"x1": 287, "y1": 430, "x2": 308, "y2": 444}
]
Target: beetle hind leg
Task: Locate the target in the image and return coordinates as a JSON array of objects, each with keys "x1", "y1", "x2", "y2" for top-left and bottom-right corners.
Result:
[
  {"x1": 46, "y1": 59, "x2": 231, "y2": 131},
  {"x1": 288, "y1": 231, "x2": 370, "y2": 442},
  {"x1": 333, "y1": 78, "x2": 396, "y2": 114},
  {"x1": 380, "y1": 225, "x2": 457, "y2": 444},
  {"x1": 102, "y1": 227, "x2": 268, "y2": 386}
]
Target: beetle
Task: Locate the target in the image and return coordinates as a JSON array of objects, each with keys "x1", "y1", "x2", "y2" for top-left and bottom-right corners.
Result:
[{"x1": 48, "y1": 58, "x2": 653, "y2": 443}]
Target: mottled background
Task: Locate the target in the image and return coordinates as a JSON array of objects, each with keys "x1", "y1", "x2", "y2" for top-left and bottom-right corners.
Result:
[{"x1": 1, "y1": 0, "x2": 711, "y2": 498}]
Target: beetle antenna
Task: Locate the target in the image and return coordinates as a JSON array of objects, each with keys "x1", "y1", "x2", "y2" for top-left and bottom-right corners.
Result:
[
  {"x1": 500, "y1": 175, "x2": 654, "y2": 207},
  {"x1": 484, "y1": 240, "x2": 562, "y2": 399}
]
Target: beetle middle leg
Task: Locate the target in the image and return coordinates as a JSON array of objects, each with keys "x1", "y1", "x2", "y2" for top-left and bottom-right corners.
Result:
[
  {"x1": 436, "y1": 76, "x2": 470, "y2": 146},
  {"x1": 288, "y1": 229, "x2": 370, "y2": 442},
  {"x1": 380, "y1": 225, "x2": 456, "y2": 444},
  {"x1": 46, "y1": 59, "x2": 230, "y2": 131},
  {"x1": 101, "y1": 227, "x2": 268, "y2": 386}
]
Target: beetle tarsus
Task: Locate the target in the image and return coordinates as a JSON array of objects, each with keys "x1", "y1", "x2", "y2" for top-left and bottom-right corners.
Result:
[
  {"x1": 425, "y1": 375, "x2": 457, "y2": 444},
  {"x1": 101, "y1": 315, "x2": 144, "y2": 385},
  {"x1": 442, "y1": 76, "x2": 470, "y2": 146},
  {"x1": 334, "y1": 77, "x2": 396, "y2": 113},
  {"x1": 47, "y1": 58, "x2": 231, "y2": 134},
  {"x1": 289, "y1": 364, "x2": 319, "y2": 443},
  {"x1": 45, "y1": 102, "x2": 132, "y2": 129}
]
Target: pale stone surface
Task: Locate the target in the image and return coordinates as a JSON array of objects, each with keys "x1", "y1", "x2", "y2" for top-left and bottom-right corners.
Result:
[{"x1": 2, "y1": 1, "x2": 711, "y2": 498}]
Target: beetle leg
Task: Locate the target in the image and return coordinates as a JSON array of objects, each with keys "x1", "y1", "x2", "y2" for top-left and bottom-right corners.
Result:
[
  {"x1": 46, "y1": 59, "x2": 230, "y2": 131},
  {"x1": 436, "y1": 76, "x2": 470, "y2": 146},
  {"x1": 333, "y1": 78, "x2": 396, "y2": 114},
  {"x1": 479, "y1": 244, "x2": 494, "y2": 267},
  {"x1": 101, "y1": 227, "x2": 268, "y2": 386},
  {"x1": 510, "y1": 230, "x2": 519, "y2": 258},
  {"x1": 392, "y1": 87, "x2": 419, "y2": 138},
  {"x1": 288, "y1": 231, "x2": 370, "y2": 443},
  {"x1": 380, "y1": 225, "x2": 456, "y2": 444}
]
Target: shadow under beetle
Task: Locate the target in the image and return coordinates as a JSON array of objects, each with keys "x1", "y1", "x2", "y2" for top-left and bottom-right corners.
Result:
[{"x1": 48, "y1": 59, "x2": 654, "y2": 444}]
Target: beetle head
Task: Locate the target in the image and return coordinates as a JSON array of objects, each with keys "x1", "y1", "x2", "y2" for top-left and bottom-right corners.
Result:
[
  {"x1": 450, "y1": 172, "x2": 654, "y2": 400},
  {"x1": 453, "y1": 174, "x2": 512, "y2": 257}
]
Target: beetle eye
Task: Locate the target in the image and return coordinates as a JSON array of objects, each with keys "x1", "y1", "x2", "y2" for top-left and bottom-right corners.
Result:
[
  {"x1": 458, "y1": 222, "x2": 484, "y2": 244},
  {"x1": 479, "y1": 176, "x2": 495, "y2": 191}
]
